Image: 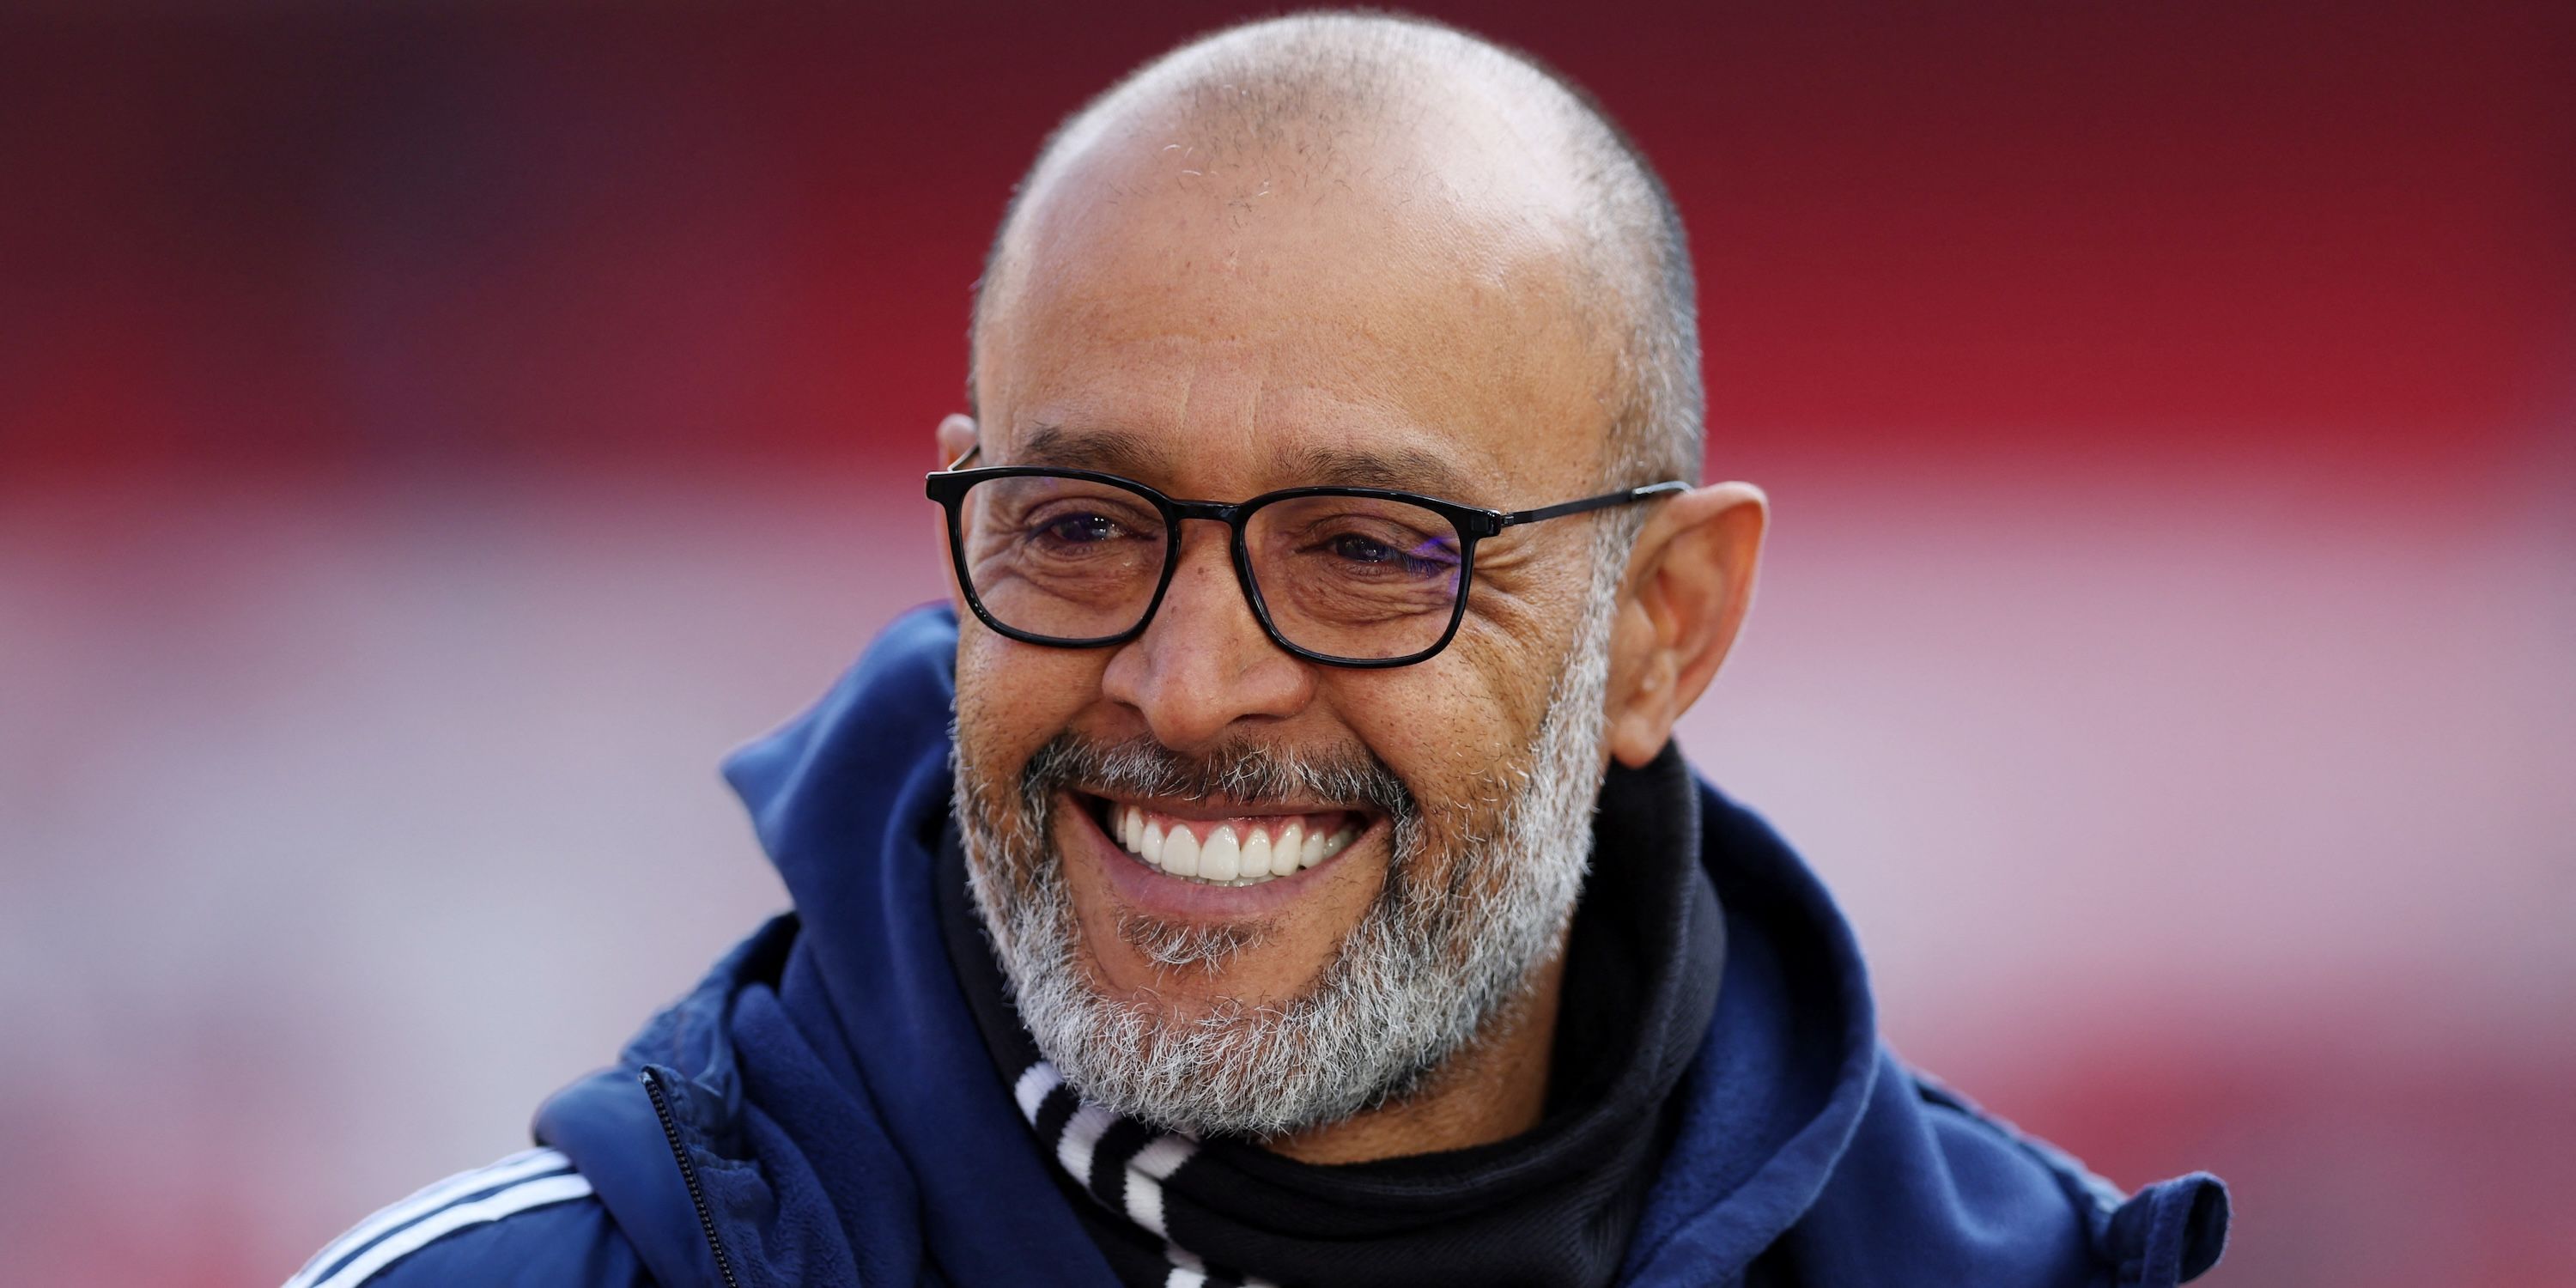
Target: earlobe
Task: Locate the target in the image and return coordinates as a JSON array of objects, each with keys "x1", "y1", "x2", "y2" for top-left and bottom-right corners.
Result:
[{"x1": 1607, "y1": 655, "x2": 1679, "y2": 768}]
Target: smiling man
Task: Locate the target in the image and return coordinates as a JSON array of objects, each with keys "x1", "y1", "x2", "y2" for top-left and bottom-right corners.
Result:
[{"x1": 289, "y1": 13, "x2": 2227, "y2": 1288}]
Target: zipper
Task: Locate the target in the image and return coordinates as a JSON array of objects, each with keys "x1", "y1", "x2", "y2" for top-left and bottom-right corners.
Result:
[{"x1": 641, "y1": 1066, "x2": 744, "y2": 1288}]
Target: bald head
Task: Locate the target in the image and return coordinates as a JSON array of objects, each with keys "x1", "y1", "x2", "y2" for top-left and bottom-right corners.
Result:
[
  {"x1": 969, "y1": 12, "x2": 1703, "y2": 488},
  {"x1": 941, "y1": 14, "x2": 1773, "y2": 1157}
]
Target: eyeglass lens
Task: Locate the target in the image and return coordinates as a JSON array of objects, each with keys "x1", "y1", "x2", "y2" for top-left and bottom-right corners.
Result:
[{"x1": 954, "y1": 475, "x2": 1465, "y2": 661}]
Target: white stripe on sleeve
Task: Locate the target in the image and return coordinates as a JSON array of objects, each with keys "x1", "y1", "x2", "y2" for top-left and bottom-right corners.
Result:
[
  {"x1": 308, "y1": 1172, "x2": 595, "y2": 1288},
  {"x1": 283, "y1": 1147, "x2": 570, "y2": 1288}
]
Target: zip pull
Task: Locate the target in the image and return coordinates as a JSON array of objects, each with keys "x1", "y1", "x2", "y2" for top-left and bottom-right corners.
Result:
[{"x1": 641, "y1": 1066, "x2": 745, "y2": 1288}]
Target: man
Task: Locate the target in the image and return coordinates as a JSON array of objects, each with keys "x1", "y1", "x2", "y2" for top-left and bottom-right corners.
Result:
[{"x1": 289, "y1": 13, "x2": 2227, "y2": 1288}]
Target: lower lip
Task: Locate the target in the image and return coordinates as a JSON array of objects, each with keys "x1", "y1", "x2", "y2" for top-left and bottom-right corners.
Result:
[{"x1": 1065, "y1": 792, "x2": 1370, "y2": 920}]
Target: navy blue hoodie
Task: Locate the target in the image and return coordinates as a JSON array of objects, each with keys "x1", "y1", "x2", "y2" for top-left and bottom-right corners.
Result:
[{"x1": 288, "y1": 605, "x2": 2227, "y2": 1288}]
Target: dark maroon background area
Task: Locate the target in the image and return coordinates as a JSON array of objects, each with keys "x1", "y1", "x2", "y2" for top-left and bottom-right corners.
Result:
[
  {"x1": 3, "y1": 4, "x2": 2570, "y2": 1286},
  {"x1": 6, "y1": 1, "x2": 2569, "y2": 478}
]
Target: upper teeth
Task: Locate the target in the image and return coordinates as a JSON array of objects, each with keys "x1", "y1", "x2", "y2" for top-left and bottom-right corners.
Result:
[{"x1": 1115, "y1": 804, "x2": 1355, "y2": 886}]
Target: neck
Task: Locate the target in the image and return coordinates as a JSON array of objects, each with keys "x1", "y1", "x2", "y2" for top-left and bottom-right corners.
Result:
[{"x1": 1263, "y1": 937, "x2": 1570, "y2": 1165}]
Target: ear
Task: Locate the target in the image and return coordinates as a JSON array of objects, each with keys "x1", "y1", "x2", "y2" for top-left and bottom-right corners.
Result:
[
  {"x1": 1601, "y1": 481, "x2": 1769, "y2": 768},
  {"x1": 937, "y1": 413, "x2": 978, "y2": 466},
  {"x1": 935, "y1": 415, "x2": 980, "y2": 617}
]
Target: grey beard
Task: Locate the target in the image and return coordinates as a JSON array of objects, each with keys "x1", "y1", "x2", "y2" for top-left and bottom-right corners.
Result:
[
  {"x1": 1114, "y1": 908, "x2": 1268, "y2": 971},
  {"x1": 951, "y1": 564, "x2": 1621, "y2": 1139}
]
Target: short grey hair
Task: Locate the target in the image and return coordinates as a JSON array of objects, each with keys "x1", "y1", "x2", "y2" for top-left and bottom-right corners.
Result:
[{"x1": 967, "y1": 10, "x2": 1704, "y2": 493}]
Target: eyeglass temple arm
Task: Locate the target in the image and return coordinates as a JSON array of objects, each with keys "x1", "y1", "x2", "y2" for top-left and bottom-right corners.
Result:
[
  {"x1": 941, "y1": 444, "x2": 984, "y2": 471},
  {"x1": 1496, "y1": 480, "x2": 1691, "y2": 528}
]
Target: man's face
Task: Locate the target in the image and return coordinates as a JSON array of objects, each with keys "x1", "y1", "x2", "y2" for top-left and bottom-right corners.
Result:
[{"x1": 949, "y1": 114, "x2": 1625, "y2": 1137}]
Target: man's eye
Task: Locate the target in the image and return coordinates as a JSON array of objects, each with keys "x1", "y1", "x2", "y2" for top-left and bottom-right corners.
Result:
[
  {"x1": 1036, "y1": 513, "x2": 1124, "y2": 544},
  {"x1": 1316, "y1": 528, "x2": 1456, "y2": 579},
  {"x1": 1329, "y1": 533, "x2": 1399, "y2": 564}
]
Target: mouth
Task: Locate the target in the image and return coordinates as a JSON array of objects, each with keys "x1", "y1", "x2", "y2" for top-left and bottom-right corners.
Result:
[{"x1": 1077, "y1": 792, "x2": 1366, "y2": 889}]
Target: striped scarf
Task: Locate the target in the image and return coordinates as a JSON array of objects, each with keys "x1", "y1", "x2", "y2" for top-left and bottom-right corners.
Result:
[{"x1": 1011, "y1": 1059, "x2": 1279, "y2": 1288}]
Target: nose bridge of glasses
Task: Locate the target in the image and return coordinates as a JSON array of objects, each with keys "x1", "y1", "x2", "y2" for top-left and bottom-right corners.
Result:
[
  {"x1": 1160, "y1": 502, "x2": 1255, "y2": 581},
  {"x1": 1139, "y1": 504, "x2": 1278, "y2": 655},
  {"x1": 1163, "y1": 496, "x2": 1253, "y2": 527}
]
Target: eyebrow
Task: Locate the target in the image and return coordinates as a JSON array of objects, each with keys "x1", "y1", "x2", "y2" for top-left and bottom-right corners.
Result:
[
  {"x1": 1009, "y1": 424, "x2": 1180, "y2": 479},
  {"x1": 1008, "y1": 423, "x2": 1488, "y2": 507},
  {"x1": 1274, "y1": 443, "x2": 1486, "y2": 507}
]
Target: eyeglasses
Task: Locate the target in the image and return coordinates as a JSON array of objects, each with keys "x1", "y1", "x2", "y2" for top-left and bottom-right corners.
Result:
[{"x1": 926, "y1": 447, "x2": 1687, "y2": 668}]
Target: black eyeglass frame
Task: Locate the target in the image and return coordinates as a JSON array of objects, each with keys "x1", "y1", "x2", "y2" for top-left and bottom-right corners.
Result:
[{"x1": 924, "y1": 446, "x2": 1690, "y2": 669}]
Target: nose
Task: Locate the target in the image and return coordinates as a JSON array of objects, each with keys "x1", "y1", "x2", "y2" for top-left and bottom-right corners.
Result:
[{"x1": 1099, "y1": 519, "x2": 1316, "y2": 750}]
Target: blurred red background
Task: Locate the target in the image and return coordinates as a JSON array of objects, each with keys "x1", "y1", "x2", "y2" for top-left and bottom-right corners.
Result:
[{"x1": 3, "y1": 2, "x2": 2570, "y2": 1285}]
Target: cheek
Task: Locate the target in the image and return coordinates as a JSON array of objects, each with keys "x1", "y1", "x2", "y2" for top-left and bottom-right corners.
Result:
[
  {"x1": 1332, "y1": 552, "x2": 1599, "y2": 811},
  {"x1": 1324, "y1": 643, "x2": 1546, "y2": 813},
  {"x1": 953, "y1": 630, "x2": 1108, "y2": 781}
]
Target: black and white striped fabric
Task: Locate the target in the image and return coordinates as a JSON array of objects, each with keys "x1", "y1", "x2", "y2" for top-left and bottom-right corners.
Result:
[
  {"x1": 282, "y1": 1146, "x2": 593, "y2": 1288},
  {"x1": 1012, "y1": 1060, "x2": 1280, "y2": 1288}
]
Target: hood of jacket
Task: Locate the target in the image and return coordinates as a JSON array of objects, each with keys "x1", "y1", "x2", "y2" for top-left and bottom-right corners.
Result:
[{"x1": 532, "y1": 604, "x2": 2226, "y2": 1288}]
